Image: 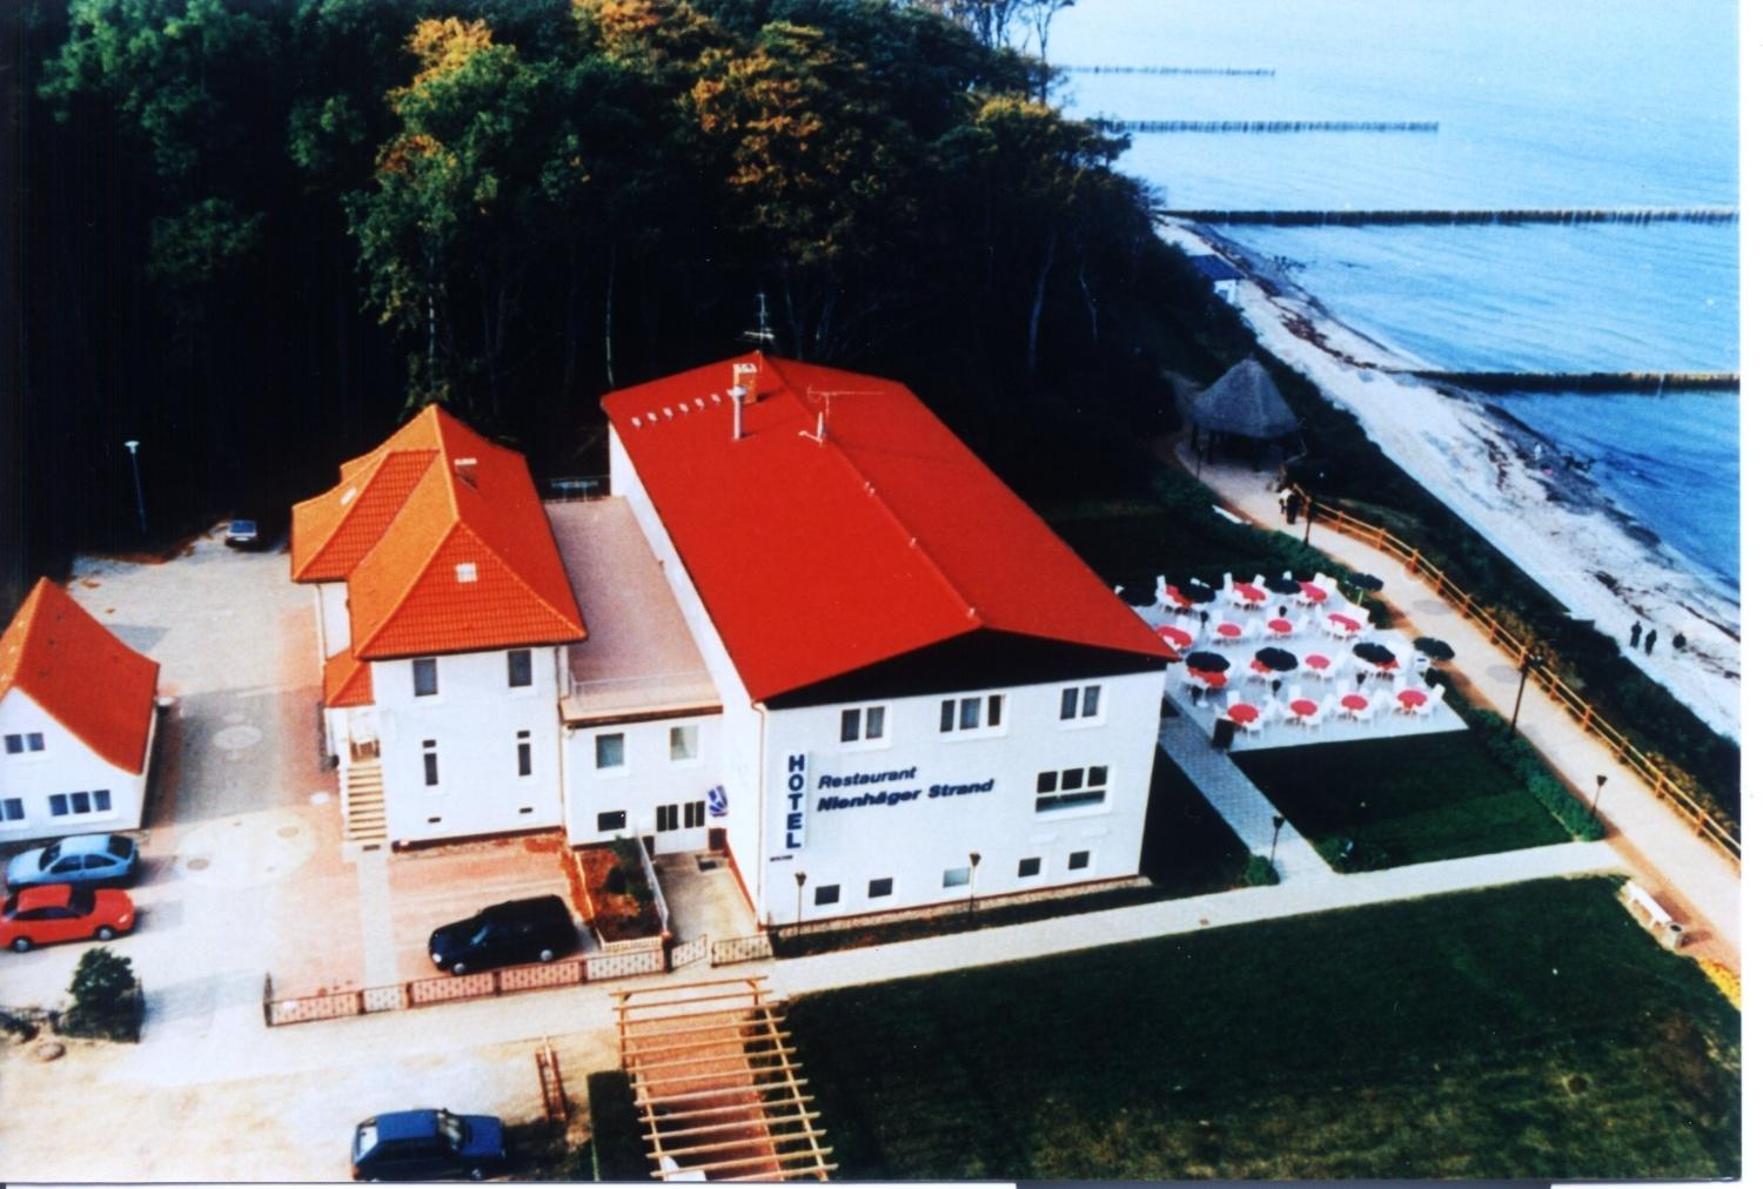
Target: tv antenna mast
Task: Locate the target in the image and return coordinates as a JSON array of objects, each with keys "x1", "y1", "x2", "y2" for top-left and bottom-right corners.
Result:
[{"x1": 740, "y1": 290, "x2": 776, "y2": 347}]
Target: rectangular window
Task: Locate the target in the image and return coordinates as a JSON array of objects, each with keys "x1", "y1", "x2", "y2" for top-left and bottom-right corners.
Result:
[
  {"x1": 814, "y1": 884, "x2": 840, "y2": 906},
  {"x1": 657, "y1": 804, "x2": 680, "y2": 832},
  {"x1": 422, "y1": 740, "x2": 439, "y2": 787},
  {"x1": 1069, "y1": 850, "x2": 1091, "y2": 871},
  {"x1": 3, "y1": 734, "x2": 18, "y2": 754},
  {"x1": 597, "y1": 810, "x2": 627, "y2": 832},
  {"x1": 1060, "y1": 684, "x2": 1103, "y2": 721},
  {"x1": 1034, "y1": 765, "x2": 1108, "y2": 813},
  {"x1": 1018, "y1": 857, "x2": 1042, "y2": 879},
  {"x1": 942, "y1": 866, "x2": 971, "y2": 889},
  {"x1": 70, "y1": 791, "x2": 92, "y2": 815},
  {"x1": 839, "y1": 705, "x2": 885, "y2": 744},
  {"x1": 940, "y1": 694, "x2": 1006, "y2": 735},
  {"x1": 0, "y1": 798, "x2": 21, "y2": 821},
  {"x1": 3, "y1": 732, "x2": 43, "y2": 755},
  {"x1": 685, "y1": 801, "x2": 705, "y2": 829},
  {"x1": 868, "y1": 877, "x2": 894, "y2": 899},
  {"x1": 507, "y1": 649, "x2": 533, "y2": 688},
  {"x1": 595, "y1": 733, "x2": 626, "y2": 770},
  {"x1": 93, "y1": 790, "x2": 111, "y2": 813},
  {"x1": 516, "y1": 730, "x2": 532, "y2": 778},
  {"x1": 412, "y1": 657, "x2": 438, "y2": 697},
  {"x1": 669, "y1": 725, "x2": 699, "y2": 762},
  {"x1": 49, "y1": 794, "x2": 68, "y2": 816}
]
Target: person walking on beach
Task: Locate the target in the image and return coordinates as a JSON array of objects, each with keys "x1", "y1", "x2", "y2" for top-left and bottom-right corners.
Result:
[
  {"x1": 1673, "y1": 632, "x2": 1688, "y2": 652},
  {"x1": 1629, "y1": 621, "x2": 1642, "y2": 648},
  {"x1": 1644, "y1": 628, "x2": 1657, "y2": 656}
]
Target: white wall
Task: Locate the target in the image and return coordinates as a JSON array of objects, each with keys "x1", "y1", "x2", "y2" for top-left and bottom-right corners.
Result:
[
  {"x1": 0, "y1": 689, "x2": 150, "y2": 843},
  {"x1": 610, "y1": 428, "x2": 763, "y2": 910},
  {"x1": 755, "y1": 669, "x2": 1165, "y2": 924},
  {"x1": 318, "y1": 583, "x2": 351, "y2": 659},
  {"x1": 562, "y1": 712, "x2": 723, "y2": 851},
  {"x1": 373, "y1": 645, "x2": 565, "y2": 843}
]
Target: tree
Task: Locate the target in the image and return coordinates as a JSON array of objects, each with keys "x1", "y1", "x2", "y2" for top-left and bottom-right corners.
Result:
[{"x1": 62, "y1": 947, "x2": 142, "y2": 1042}]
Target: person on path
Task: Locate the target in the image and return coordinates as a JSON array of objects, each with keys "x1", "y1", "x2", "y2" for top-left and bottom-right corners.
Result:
[
  {"x1": 1673, "y1": 632, "x2": 1688, "y2": 651},
  {"x1": 1644, "y1": 628, "x2": 1657, "y2": 656},
  {"x1": 1629, "y1": 621, "x2": 1642, "y2": 648}
]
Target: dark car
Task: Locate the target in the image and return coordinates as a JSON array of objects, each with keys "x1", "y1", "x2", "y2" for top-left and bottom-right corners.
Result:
[
  {"x1": 428, "y1": 895, "x2": 577, "y2": 976},
  {"x1": 351, "y1": 1108, "x2": 506, "y2": 1181},
  {"x1": 5, "y1": 834, "x2": 140, "y2": 890}
]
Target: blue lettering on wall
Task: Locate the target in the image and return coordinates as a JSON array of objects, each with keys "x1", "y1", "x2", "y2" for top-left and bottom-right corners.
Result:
[{"x1": 781, "y1": 753, "x2": 808, "y2": 849}]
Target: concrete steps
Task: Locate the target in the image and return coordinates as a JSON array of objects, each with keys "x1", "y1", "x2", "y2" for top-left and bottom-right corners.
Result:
[{"x1": 343, "y1": 760, "x2": 388, "y2": 848}]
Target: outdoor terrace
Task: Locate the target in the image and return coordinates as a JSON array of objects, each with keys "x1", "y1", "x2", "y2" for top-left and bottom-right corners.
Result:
[{"x1": 547, "y1": 498, "x2": 721, "y2": 723}]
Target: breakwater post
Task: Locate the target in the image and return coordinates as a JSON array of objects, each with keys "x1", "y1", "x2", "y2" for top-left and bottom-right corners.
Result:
[
  {"x1": 1158, "y1": 207, "x2": 1738, "y2": 226},
  {"x1": 1405, "y1": 370, "x2": 1739, "y2": 393},
  {"x1": 1094, "y1": 119, "x2": 1439, "y2": 134},
  {"x1": 1059, "y1": 65, "x2": 1275, "y2": 76}
]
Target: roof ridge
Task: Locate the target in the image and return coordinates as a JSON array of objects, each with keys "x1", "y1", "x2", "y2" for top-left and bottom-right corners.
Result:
[{"x1": 293, "y1": 446, "x2": 436, "y2": 580}]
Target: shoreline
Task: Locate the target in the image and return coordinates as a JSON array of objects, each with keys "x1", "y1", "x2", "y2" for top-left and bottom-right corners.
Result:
[{"x1": 1164, "y1": 221, "x2": 1740, "y2": 742}]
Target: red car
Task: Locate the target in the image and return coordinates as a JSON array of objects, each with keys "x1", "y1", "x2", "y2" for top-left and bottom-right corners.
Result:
[{"x1": 1, "y1": 884, "x2": 135, "y2": 952}]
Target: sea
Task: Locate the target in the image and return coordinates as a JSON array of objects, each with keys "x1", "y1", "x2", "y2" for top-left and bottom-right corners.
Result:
[{"x1": 1049, "y1": 0, "x2": 1740, "y2": 593}]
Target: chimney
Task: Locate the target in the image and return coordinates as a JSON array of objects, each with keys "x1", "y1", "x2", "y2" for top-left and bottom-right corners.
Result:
[
  {"x1": 453, "y1": 456, "x2": 479, "y2": 486},
  {"x1": 729, "y1": 361, "x2": 760, "y2": 440}
]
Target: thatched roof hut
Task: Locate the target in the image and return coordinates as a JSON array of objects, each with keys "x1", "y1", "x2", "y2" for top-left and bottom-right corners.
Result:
[{"x1": 1188, "y1": 359, "x2": 1301, "y2": 440}]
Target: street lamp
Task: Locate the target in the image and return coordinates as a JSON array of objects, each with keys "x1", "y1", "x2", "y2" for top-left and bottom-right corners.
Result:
[
  {"x1": 968, "y1": 852, "x2": 981, "y2": 927},
  {"x1": 1508, "y1": 649, "x2": 1540, "y2": 736},
  {"x1": 1592, "y1": 773, "x2": 1608, "y2": 818},
  {"x1": 1303, "y1": 494, "x2": 1315, "y2": 546},
  {"x1": 1270, "y1": 814, "x2": 1285, "y2": 866},
  {"x1": 123, "y1": 440, "x2": 147, "y2": 537},
  {"x1": 793, "y1": 869, "x2": 806, "y2": 931}
]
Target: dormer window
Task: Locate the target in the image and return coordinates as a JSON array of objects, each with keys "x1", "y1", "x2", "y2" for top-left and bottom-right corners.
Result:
[{"x1": 455, "y1": 562, "x2": 478, "y2": 584}]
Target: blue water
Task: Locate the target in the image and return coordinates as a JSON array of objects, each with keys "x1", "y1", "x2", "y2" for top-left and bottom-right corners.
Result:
[{"x1": 1050, "y1": 0, "x2": 1740, "y2": 591}]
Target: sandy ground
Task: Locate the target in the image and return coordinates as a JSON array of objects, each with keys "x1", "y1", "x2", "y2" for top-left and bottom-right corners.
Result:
[{"x1": 1166, "y1": 223, "x2": 1740, "y2": 742}]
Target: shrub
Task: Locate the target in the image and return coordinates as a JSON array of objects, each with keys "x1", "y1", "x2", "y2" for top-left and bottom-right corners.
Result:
[
  {"x1": 1314, "y1": 835, "x2": 1391, "y2": 873},
  {"x1": 1243, "y1": 855, "x2": 1279, "y2": 886},
  {"x1": 1465, "y1": 710, "x2": 1604, "y2": 841},
  {"x1": 60, "y1": 948, "x2": 142, "y2": 1043}
]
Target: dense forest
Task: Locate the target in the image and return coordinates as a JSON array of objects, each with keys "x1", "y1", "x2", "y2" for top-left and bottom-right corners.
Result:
[{"x1": 2, "y1": 0, "x2": 1201, "y2": 612}]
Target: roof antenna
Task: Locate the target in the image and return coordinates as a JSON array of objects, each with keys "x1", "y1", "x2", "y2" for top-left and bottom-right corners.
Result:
[{"x1": 740, "y1": 290, "x2": 776, "y2": 347}]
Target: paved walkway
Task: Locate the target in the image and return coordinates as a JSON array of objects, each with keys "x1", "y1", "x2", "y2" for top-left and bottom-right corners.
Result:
[
  {"x1": 1173, "y1": 446, "x2": 1739, "y2": 966},
  {"x1": 1158, "y1": 711, "x2": 1335, "y2": 883}
]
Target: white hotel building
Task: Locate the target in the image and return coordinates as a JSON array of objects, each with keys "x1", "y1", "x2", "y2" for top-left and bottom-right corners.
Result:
[{"x1": 293, "y1": 353, "x2": 1172, "y2": 928}]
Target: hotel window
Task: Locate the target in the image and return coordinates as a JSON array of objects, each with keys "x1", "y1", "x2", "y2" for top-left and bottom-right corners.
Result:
[
  {"x1": 941, "y1": 866, "x2": 971, "y2": 889},
  {"x1": 1069, "y1": 850, "x2": 1091, "y2": 871},
  {"x1": 669, "y1": 724, "x2": 699, "y2": 762},
  {"x1": 4, "y1": 732, "x2": 44, "y2": 755},
  {"x1": 422, "y1": 740, "x2": 440, "y2": 787},
  {"x1": 48, "y1": 790, "x2": 107, "y2": 817},
  {"x1": 868, "y1": 877, "x2": 894, "y2": 899},
  {"x1": 595, "y1": 733, "x2": 626, "y2": 770},
  {"x1": 939, "y1": 693, "x2": 1005, "y2": 735},
  {"x1": 412, "y1": 657, "x2": 438, "y2": 697},
  {"x1": 1, "y1": 798, "x2": 22, "y2": 822},
  {"x1": 516, "y1": 730, "x2": 532, "y2": 777},
  {"x1": 1018, "y1": 857, "x2": 1042, "y2": 879},
  {"x1": 507, "y1": 649, "x2": 533, "y2": 688},
  {"x1": 685, "y1": 801, "x2": 706, "y2": 829},
  {"x1": 838, "y1": 705, "x2": 886, "y2": 744},
  {"x1": 657, "y1": 804, "x2": 680, "y2": 832},
  {"x1": 597, "y1": 810, "x2": 627, "y2": 832},
  {"x1": 1059, "y1": 684, "x2": 1103, "y2": 722},
  {"x1": 1034, "y1": 765, "x2": 1109, "y2": 813},
  {"x1": 814, "y1": 884, "x2": 840, "y2": 907}
]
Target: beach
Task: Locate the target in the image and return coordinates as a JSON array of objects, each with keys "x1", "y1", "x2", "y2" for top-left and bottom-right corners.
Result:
[{"x1": 1165, "y1": 222, "x2": 1740, "y2": 743}]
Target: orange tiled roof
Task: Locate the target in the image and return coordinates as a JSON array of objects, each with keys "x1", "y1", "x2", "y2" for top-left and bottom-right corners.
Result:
[
  {"x1": 291, "y1": 405, "x2": 586, "y2": 661},
  {"x1": 322, "y1": 650, "x2": 374, "y2": 709},
  {"x1": 0, "y1": 579, "x2": 159, "y2": 774}
]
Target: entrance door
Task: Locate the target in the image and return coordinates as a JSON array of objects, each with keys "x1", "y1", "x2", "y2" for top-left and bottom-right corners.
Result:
[{"x1": 653, "y1": 800, "x2": 708, "y2": 854}]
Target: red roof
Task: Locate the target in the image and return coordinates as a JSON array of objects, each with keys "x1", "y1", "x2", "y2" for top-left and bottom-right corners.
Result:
[
  {"x1": 291, "y1": 406, "x2": 586, "y2": 661},
  {"x1": 323, "y1": 651, "x2": 375, "y2": 709},
  {"x1": 602, "y1": 354, "x2": 1169, "y2": 702},
  {"x1": 0, "y1": 579, "x2": 159, "y2": 774}
]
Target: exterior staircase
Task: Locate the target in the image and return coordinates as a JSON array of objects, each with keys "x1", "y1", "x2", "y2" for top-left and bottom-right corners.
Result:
[{"x1": 343, "y1": 760, "x2": 388, "y2": 849}]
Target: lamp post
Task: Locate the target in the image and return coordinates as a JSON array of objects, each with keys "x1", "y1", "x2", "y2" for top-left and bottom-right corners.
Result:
[
  {"x1": 123, "y1": 439, "x2": 147, "y2": 537},
  {"x1": 1303, "y1": 494, "x2": 1315, "y2": 546},
  {"x1": 793, "y1": 869, "x2": 806, "y2": 932},
  {"x1": 1270, "y1": 814, "x2": 1285, "y2": 866},
  {"x1": 968, "y1": 852, "x2": 981, "y2": 928},
  {"x1": 1509, "y1": 650, "x2": 1539, "y2": 737},
  {"x1": 1592, "y1": 773, "x2": 1608, "y2": 818}
]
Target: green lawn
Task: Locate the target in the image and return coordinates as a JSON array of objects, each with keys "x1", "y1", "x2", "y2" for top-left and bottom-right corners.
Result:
[
  {"x1": 1233, "y1": 732, "x2": 1570, "y2": 870},
  {"x1": 788, "y1": 879, "x2": 1739, "y2": 1180}
]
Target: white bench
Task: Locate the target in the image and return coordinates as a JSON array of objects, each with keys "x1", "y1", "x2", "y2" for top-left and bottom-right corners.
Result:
[{"x1": 1621, "y1": 881, "x2": 1686, "y2": 949}]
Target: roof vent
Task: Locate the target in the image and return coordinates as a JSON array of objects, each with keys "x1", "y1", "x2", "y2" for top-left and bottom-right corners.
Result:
[
  {"x1": 455, "y1": 562, "x2": 478, "y2": 584},
  {"x1": 339, "y1": 485, "x2": 359, "y2": 507},
  {"x1": 453, "y1": 457, "x2": 478, "y2": 486}
]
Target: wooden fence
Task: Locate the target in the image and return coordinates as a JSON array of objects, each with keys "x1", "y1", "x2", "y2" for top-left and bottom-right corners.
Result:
[{"x1": 1292, "y1": 486, "x2": 1739, "y2": 862}]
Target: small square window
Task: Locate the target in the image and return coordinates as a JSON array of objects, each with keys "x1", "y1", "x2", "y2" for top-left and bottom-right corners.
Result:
[
  {"x1": 864, "y1": 706, "x2": 886, "y2": 739},
  {"x1": 597, "y1": 810, "x2": 627, "y2": 832},
  {"x1": 1036, "y1": 771, "x2": 1057, "y2": 794},
  {"x1": 1059, "y1": 688, "x2": 1079, "y2": 720},
  {"x1": 516, "y1": 732, "x2": 532, "y2": 777},
  {"x1": 1082, "y1": 685, "x2": 1101, "y2": 717},
  {"x1": 867, "y1": 877, "x2": 894, "y2": 899},
  {"x1": 27, "y1": 733, "x2": 43, "y2": 752},
  {"x1": 70, "y1": 791, "x2": 92, "y2": 815},
  {"x1": 412, "y1": 657, "x2": 438, "y2": 697},
  {"x1": 814, "y1": 884, "x2": 840, "y2": 906},
  {"x1": 507, "y1": 649, "x2": 533, "y2": 688},
  {"x1": 1069, "y1": 850, "x2": 1091, "y2": 871},
  {"x1": 1061, "y1": 767, "x2": 1084, "y2": 791},
  {"x1": 49, "y1": 794, "x2": 68, "y2": 817},
  {"x1": 455, "y1": 561, "x2": 478, "y2": 583},
  {"x1": 3, "y1": 734, "x2": 20, "y2": 755},
  {"x1": 596, "y1": 733, "x2": 626, "y2": 770},
  {"x1": 1, "y1": 798, "x2": 23, "y2": 821},
  {"x1": 942, "y1": 866, "x2": 970, "y2": 889},
  {"x1": 959, "y1": 697, "x2": 980, "y2": 730},
  {"x1": 669, "y1": 725, "x2": 699, "y2": 762},
  {"x1": 422, "y1": 742, "x2": 439, "y2": 787},
  {"x1": 1018, "y1": 857, "x2": 1042, "y2": 878},
  {"x1": 93, "y1": 789, "x2": 111, "y2": 812},
  {"x1": 1089, "y1": 765, "x2": 1109, "y2": 787},
  {"x1": 840, "y1": 709, "x2": 861, "y2": 743},
  {"x1": 987, "y1": 694, "x2": 1003, "y2": 727},
  {"x1": 940, "y1": 700, "x2": 955, "y2": 732}
]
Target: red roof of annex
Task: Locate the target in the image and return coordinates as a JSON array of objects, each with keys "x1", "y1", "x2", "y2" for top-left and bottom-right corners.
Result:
[
  {"x1": 291, "y1": 405, "x2": 585, "y2": 663},
  {"x1": 0, "y1": 579, "x2": 159, "y2": 773},
  {"x1": 603, "y1": 353, "x2": 1170, "y2": 702}
]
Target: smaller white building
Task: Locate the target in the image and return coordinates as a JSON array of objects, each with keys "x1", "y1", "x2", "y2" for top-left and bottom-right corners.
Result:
[{"x1": 0, "y1": 578, "x2": 161, "y2": 844}]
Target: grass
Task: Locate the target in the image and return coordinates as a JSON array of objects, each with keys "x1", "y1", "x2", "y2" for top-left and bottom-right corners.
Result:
[
  {"x1": 1232, "y1": 732, "x2": 1571, "y2": 871},
  {"x1": 788, "y1": 878, "x2": 1739, "y2": 1180}
]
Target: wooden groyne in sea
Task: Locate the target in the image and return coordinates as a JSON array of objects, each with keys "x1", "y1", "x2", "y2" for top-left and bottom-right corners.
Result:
[
  {"x1": 1404, "y1": 370, "x2": 1739, "y2": 393},
  {"x1": 1060, "y1": 65, "x2": 1275, "y2": 77},
  {"x1": 1160, "y1": 207, "x2": 1738, "y2": 226},
  {"x1": 1093, "y1": 119, "x2": 1438, "y2": 134}
]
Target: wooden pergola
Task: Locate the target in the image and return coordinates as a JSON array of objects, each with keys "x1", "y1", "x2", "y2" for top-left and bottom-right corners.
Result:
[{"x1": 614, "y1": 977, "x2": 835, "y2": 1182}]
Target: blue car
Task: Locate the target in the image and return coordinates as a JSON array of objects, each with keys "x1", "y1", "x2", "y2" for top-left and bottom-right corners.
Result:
[
  {"x1": 5, "y1": 834, "x2": 139, "y2": 891},
  {"x1": 351, "y1": 1109, "x2": 507, "y2": 1181}
]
